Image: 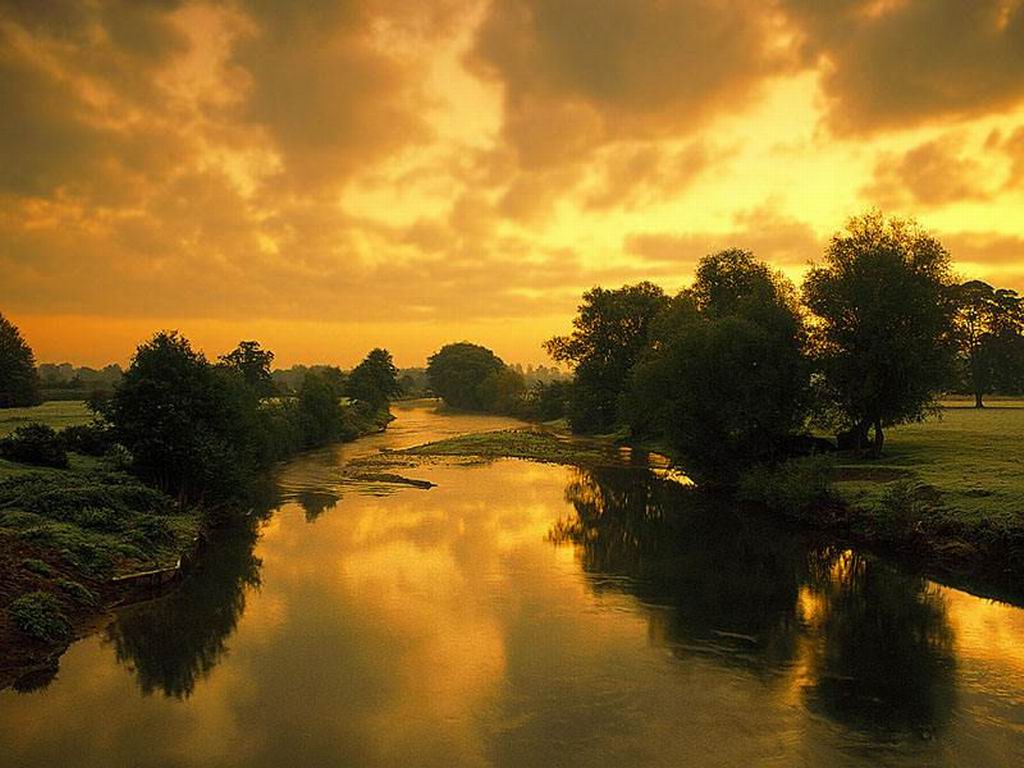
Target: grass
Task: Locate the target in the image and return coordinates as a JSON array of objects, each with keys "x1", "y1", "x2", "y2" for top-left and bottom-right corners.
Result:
[
  {"x1": 835, "y1": 405, "x2": 1024, "y2": 528},
  {"x1": 400, "y1": 428, "x2": 621, "y2": 465},
  {"x1": 0, "y1": 401, "x2": 92, "y2": 438}
]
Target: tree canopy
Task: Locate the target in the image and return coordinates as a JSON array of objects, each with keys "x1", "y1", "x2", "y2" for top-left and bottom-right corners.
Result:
[
  {"x1": 218, "y1": 340, "x2": 276, "y2": 398},
  {"x1": 545, "y1": 282, "x2": 668, "y2": 433},
  {"x1": 952, "y1": 280, "x2": 1024, "y2": 406},
  {"x1": 346, "y1": 348, "x2": 401, "y2": 411},
  {"x1": 426, "y1": 342, "x2": 523, "y2": 413},
  {"x1": 803, "y1": 212, "x2": 957, "y2": 454},
  {"x1": 0, "y1": 312, "x2": 42, "y2": 408}
]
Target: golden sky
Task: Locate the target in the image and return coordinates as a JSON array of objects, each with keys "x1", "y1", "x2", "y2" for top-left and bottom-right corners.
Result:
[{"x1": 3, "y1": 0, "x2": 1024, "y2": 367}]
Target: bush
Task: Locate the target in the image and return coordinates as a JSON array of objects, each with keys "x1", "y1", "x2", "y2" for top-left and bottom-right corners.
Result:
[
  {"x1": 61, "y1": 423, "x2": 115, "y2": 456},
  {"x1": 8, "y1": 591, "x2": 71, "y2": 643},
  {"x1": 56, "y1": 579, "x2": 98, "y2": 607},
  {"x1": 0, "y1": 424, "x2": 69, "y2": 468},
  {"x1": 738, "y1": 454, "x2": 837, "y2": 519},
  {"x1": 21, "y1": 558, "x2": 54, "y2": 577}
]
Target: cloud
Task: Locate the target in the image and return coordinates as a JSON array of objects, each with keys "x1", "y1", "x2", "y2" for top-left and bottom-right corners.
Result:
[
  {"x1": 779, "y1": 0, "x2": 1024, "y2": 134},
  {"x1": 625, "y1": 204, "x2": 822, "y2": 276},
  {"x1": 467, "y1": 0, "x2": 784, "y2": 168},
  {"x1": 861, "y1": 134, "x2": 993, "y2": 208}
]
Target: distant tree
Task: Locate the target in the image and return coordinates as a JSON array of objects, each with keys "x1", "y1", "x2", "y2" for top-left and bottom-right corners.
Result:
[
  {"x1": 545, "y1": 282, "x2": 668, "y2": 433},
  {"x1": 297, "y1": 369, "x2": 346, "y2": 447},
  {"x1": 426, "y1": 342, "x2": 506, "y2": 411},
  {"x1": 477, "y1": 365, "x2": 526, "y2": 414},
  {"x1": 952, "y1": 281, "x2": 1024, "y2": 406},
  {"x1": 626, "y1": 251, "x2": 810, "y2": 486},
  {"x1": 803, "y1": 212, "x2": 957, "y2": 455},
  {"x1": 218, "y1": 340, "x2": 276, "y2": 398},
  {"x1": 346, "y1": 348, "x2": 401, "y2": 411},
  {"x1": 0, "y1": 312, "x2": 42, "y2": 407}
]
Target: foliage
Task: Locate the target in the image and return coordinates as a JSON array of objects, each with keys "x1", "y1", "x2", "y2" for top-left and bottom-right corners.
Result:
[
  {"x1": 627, "y1": 251, "x2": 811, "y2": 486},
  {"x1": 738, "y1": 454, "x2": 837, "y2": 519},
  {"x1": 346, "y1": 348, "x2": 401, "y2": 411},
  {"x1": 0, "y1": 424, "x2": 69, "y2": 468},
  {"x1": 522, "y1": 379, "x2": 569, "y2": 421},
  {"x1": 545, "y1": 282, "x2": 668, "y2": 433},
  {"x1": 218, "y1": 340, "x2": 276, "y2": 398},
  {"x1": 0, "y1": 312, "x2": 41, "y2": 408},
  {"x1": 426, "y1": 342, "x2": 524, "y2": 413},
  {"x1": 102, "y1": 331, "x2": 263, "y2": 503},
  {"x1": 297, "y1": 368, "x2": 348, "y2": 447},
  {"x1": 951, "y1": 280, "x2": 1024, "y2": 405},
  {"x1": 803, "y1": 212, "x2": 957, "y2": 454},
  {"x1": 61, "y1": 422, "x2": 115, "y2": 456},
  {"x1": 8, "y1": 591, "x2": 71, "y2": 643}
]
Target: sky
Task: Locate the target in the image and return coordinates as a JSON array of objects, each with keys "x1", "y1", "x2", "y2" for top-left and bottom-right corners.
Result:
[{"x1": 3, "y1": 0, "x2": 1024, "y2": 368}]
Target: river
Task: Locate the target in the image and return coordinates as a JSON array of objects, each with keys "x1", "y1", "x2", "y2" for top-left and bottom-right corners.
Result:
[{"x1": 1, "y1": 401, "x2": 1023, "y2": 767}]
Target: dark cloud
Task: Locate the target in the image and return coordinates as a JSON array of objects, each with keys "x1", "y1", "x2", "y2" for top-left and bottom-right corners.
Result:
[
  {"x1": 467, "y1": 0, "x2": 782, "y2": 168},
  {"x1": 780, "y1": 0, "x2": 1024, "y2": 134}
]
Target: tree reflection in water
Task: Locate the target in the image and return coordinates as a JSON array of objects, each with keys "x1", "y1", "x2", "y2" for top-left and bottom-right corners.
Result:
[
  {"x1": 554, "y1": 466, "x2": 957, "y2": 735},
  {"x1": 295, "y1": 489, "x2": 340, "y2": 522},
  {"x1": 103, "y1": 519, "x2": 263, "y2": 699}
]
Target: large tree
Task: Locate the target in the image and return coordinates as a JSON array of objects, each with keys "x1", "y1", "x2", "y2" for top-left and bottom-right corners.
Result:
[
  {"x1": 346, "y1": 348, "x2": 401, "y2": 411},
  {"x1": 0, "y1": 312, "x2": 42, "y2": 408},
  {"x1": 426, "y1": 342, "x2": 516, "y2": 412},
  {"x1": 626, "y1": 251, "x2": 810, "y2": 486},
  {"x1": 803, "y1": 212, "x2": 957, "y2": 455},
  {"x1": 545, "y1": 282, "x2": 668, "y2": 433}
]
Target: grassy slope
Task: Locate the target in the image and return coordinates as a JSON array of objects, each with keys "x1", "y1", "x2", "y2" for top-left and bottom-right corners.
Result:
[{"x1": 0, "y1": 401, "x2": 92, "y2": 438}]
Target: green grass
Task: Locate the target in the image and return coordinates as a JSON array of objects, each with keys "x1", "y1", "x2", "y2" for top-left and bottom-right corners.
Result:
[
  {"x1": 0, "y1": 401, "x2": 92, "y2": 438},
  {"x1": 835, "y1": 405, "x2": 1024, "y2": 527}
]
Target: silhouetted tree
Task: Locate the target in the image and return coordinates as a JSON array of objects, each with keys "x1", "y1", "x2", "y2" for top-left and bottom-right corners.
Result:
[
  {"x1": 0, "y1": 312, "x2": 41, "y2": 407},
  {"x1": 297, "y1": 368, "x2": 347, "y2": 447},
  {"x1": 426, "y1": 342, "x2": 507, "y2": 411},
  {"x1": 218, "y1": 340, "x2": 276, "y2": 398},
  {"x1": 953, "y1": 280, "x2": 1024, "y2": 405},
  {"x1": 346, "y1": 348, "x2": 401, "y2": 411},
  {"x1": 803, "y1": 212, "x2": 957, "y2": 455},
  {"x1": 545, "y1": 282, "x2": 668, "y2": 433},
  {"x1": 626, "y1": 251, "x2": 810, "y2": 486}
]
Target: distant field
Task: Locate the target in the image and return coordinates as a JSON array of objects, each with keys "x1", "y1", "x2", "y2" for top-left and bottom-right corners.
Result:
[
  {"x1": 0, "y1": 401, "x2": 92, "y2": 438},
  {"x1": 837, "y1": 404, "x2": 1024, "y2": 526}
]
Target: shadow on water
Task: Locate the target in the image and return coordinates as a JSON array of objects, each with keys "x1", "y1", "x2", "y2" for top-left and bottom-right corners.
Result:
[
  {"x1": 102, "y1": 518, "x2": 264, "y2": 699},
  {"x1": 553, "y1": 466, "x2": 958, "y2": 736}
]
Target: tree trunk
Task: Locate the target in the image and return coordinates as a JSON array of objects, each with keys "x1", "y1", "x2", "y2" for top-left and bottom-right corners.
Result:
[
  {"x1": 975, "y1": 390, "x2": 984, "y2": 408},
  {"x1": 872, "y1": 418, "x2": 885, "y2": 457}
]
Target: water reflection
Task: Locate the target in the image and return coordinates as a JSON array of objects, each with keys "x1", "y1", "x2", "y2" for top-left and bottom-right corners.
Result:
[
  {"x1": 103, "y1": 521, "x2": 263, "y2": 699},
  {"x1": 294, "y1": 489, "x2": 340, "y2": 522},
  {"x1": 554, "y1": 466, "x2": 958, "y2": 735}
]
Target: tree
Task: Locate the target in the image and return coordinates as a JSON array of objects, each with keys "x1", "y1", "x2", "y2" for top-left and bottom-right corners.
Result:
[
  {"x1": 105, "y1": 331, "x2": 261, "y2": 503},
  {"x1": 626, "y1": 251, "x2": 810, "y2": 486},
  {"x1": 545, "y1": 282, "x2": 668, "y2": 433},
  {"x1": 0, "y1": 312, "x2": 42, "y2": 407},
  {"x1": 218, "y1": 340, "x2": 276, "y2": 398},
  {"x1": 297, "y1": 369, "x2": 347, "y2": 447},
  {"x1": 346, "y1": 348, "x2": 401, "y2": 411},
  {"x1": 426, "y1": 342, "x2": 506, "y2": 411},
  {"x1": 803, "y1": 212, "x2": 957, "y2": 455},
  {"x1": 952, "y1": 281, "x2": 1024, "y2": 406}
]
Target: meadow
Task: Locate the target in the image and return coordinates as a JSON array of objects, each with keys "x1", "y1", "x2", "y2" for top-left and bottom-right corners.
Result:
[{"x1": 0, "y1": 401, "x2": 92, "y2": 438}]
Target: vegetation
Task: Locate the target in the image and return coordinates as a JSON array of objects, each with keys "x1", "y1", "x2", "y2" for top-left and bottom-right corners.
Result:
[
  {"x1": 0, "y1": 424, "x2": 69, "y2": 468},
  {"x1": 803, "y1": 212, "x2": 958, "y2": 455},
  {"x1": 951, "y1": 280, "x2": 1024, "y2": 407},
  {"x1": 426, "y1": 342, "x2": 525, "y2": 413},
  {"x1": 0, "y1": 400, "x2": 92, "y2": 438},
  {"x1": 545, "y1": 282, "x2": 667, "y2": 433},
  {"x1": 0, "y1": 312, "x2": 41, "y2": 408},
  {"x1": 218, "y1": 340, "x2": 276, "y2": 398},
  {"x1": 8, "y1": 592, "x2": 70, "y2": 643},
  {"x1": 400, "y1": 428, "x2": 614, "y2": 465},
  {"x1": 346, "y1": 348, "x2": 401, "y2": 411}
]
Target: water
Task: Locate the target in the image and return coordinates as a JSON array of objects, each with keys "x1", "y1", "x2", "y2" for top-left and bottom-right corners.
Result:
[{"x1": 2, "y1": 401, "x2": 1023, "y2": 767}]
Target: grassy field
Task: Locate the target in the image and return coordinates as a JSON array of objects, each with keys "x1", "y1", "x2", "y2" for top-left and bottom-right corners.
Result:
[
  {"x1": 835, "y1": 403, "x2": 1024, "y2": 528},
  {"x1": 0, "y1": 401, "x2": 92, "y2": 438}
]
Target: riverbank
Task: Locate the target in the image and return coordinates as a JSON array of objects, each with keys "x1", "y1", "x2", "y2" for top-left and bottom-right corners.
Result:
[
  {"x1": 385, "y1": 407, "x2": 1024, "y2": 598},
  {"x1": 0, "y1": 399, "x2": 393, "y2": 691}
]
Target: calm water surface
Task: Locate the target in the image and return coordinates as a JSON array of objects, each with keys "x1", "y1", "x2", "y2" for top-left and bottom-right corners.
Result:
[{"x1": 2, "y1": 402, "x2": 1024, "y2": 767}]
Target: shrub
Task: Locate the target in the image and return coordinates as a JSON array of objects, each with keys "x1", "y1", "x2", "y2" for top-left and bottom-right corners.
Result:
[
  {"x1": 20, "y1": 558, "x2": 54, "y2": 577},
  {"x1": 738, "y1": 454, "x2": 837, "y2": 519},
  {"x1": 0, "y1": 424, "x2": 69, "y2": 468},
  {"x1": 61, "y1": 423, "x2": 115, "y2": 456},
  {"x1": 8, "y1": 591, "x2": 71, "y2": 643},
  {"x1": 56, "y1": 579, "x2": 98, "y2": 608}
]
